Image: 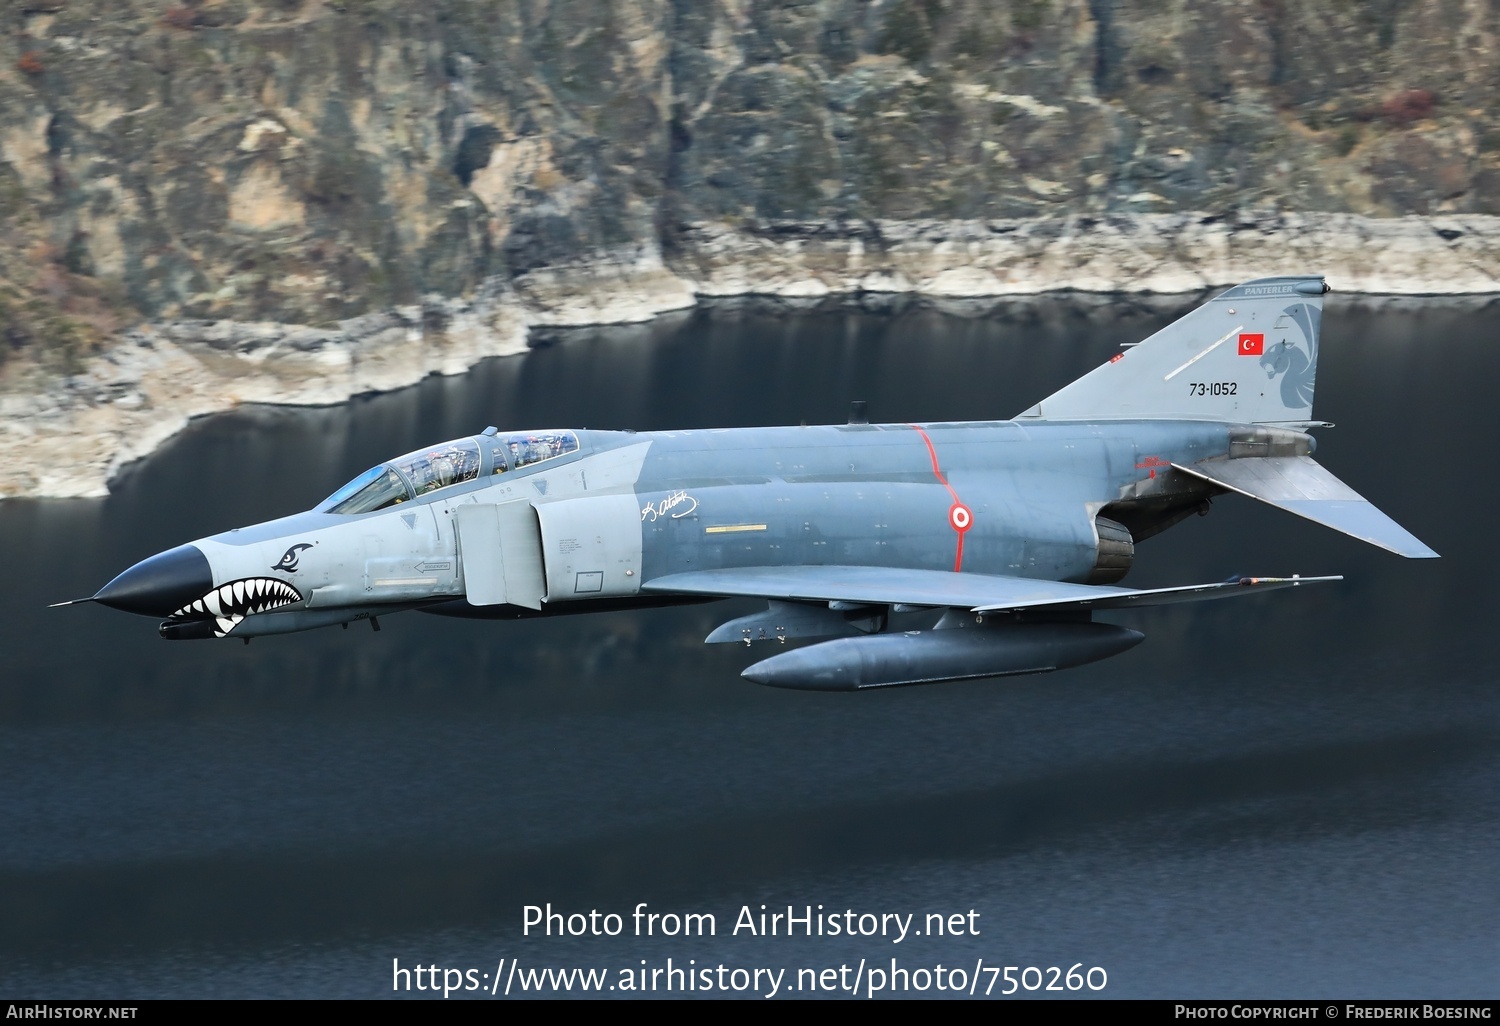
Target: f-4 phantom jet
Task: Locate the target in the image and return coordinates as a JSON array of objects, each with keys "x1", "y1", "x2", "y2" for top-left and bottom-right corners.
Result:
[{"x1": 75, "y1": 276, "x2": 1436, "y2": 690}]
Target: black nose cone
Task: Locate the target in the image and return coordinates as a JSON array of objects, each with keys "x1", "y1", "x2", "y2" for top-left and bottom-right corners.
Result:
[{"x1": 95, "y1": 544, "x2": 213, "y2": 618}]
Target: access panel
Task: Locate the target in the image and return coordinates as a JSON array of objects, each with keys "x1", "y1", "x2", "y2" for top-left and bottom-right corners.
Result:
[{"x1": 455, "y1": 500, "x2": 547, "y2": 609}]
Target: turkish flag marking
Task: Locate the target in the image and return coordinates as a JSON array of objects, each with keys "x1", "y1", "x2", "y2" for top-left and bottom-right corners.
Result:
[{"x1": 1238, "y1": 333, "x2": 1265, "y2": 356}]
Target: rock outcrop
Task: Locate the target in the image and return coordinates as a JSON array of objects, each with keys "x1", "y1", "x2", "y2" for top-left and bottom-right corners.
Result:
[
  {"x1": 679, "y1": 213, "x2": 1500, "y2": 297},
  {"x1": 3, "y1": 0, "x2": 1499, "y2": 497}
]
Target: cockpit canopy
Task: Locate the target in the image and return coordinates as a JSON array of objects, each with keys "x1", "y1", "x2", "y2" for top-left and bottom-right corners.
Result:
[{"x1": 318, "y1": 430, "x2": 580, "y2": 514}]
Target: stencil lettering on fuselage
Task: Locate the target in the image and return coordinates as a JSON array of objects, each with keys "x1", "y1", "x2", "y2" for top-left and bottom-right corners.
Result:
[{"x1": 535, "y1": 493, "x2": 644, "y2": 601}]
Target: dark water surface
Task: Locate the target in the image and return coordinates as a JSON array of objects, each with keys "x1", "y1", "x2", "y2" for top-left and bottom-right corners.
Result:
[{"x1": 1, "y1": 293, "x2": 1496, "y2": 998}]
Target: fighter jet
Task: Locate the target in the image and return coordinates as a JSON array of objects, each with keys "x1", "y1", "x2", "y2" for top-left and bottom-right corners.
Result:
[{"x1": 71, "y1": 275, "x2": 1436, "y2": 690}]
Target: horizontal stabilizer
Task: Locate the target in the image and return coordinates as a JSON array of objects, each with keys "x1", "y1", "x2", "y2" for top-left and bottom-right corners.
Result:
[
  {"x1": 1174, "y1": 456, "x2": 1438, "y2": 559},
  {"x1": 644, "y1": 565, "x2": 1340, "y2": 615}
]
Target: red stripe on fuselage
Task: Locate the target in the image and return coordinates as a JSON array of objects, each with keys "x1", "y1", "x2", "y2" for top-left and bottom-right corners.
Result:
[{"x1": 908, "y1": 424, "x2": 970, "y2": 572}]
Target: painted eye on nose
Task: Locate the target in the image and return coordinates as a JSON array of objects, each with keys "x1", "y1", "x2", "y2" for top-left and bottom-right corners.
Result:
[{"x1": 271, "y1": 543, "x2": 315, "y2": 573}]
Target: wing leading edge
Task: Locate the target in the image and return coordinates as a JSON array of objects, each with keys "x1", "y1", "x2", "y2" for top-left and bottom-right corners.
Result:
[{"x1": 642, "y1": 565, "x2": 1340, "y2": 614}]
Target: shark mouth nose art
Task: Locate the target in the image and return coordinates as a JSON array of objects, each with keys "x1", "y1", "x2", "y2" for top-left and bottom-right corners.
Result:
[{"x1": 168, "y1": 578, "x2": 304, "y2": 637}]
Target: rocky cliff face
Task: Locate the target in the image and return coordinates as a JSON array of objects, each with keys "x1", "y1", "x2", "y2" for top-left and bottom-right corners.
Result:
[
  {"x1": 2, "y1": 0, "x2": 678, "y2": 336},
  {"x1": 669, "y1": 0, "x2": 1499, "y2": 223},
  {"x1": 3, "y1": 0, "x2": 1499, "y2": 495}
]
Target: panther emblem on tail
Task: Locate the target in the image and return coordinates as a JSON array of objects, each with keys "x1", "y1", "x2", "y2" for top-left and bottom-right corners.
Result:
[{"x1": 1257, "y1": 302, "x2": 1320, "y2": 409}]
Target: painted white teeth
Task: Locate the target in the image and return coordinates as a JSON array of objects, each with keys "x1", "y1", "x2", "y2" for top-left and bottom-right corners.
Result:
[{"x1": 175, "y1": 579, "x2": 301, "y2": 630}]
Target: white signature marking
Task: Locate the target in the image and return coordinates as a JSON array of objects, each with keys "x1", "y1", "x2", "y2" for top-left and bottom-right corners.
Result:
[{"x1": 641, "y1": 490, "x2": 699, "y2": 522}]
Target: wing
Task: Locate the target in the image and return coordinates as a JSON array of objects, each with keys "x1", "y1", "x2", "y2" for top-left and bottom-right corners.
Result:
[
  {"x1": 645, "y1": 566, "x2": 1340, "y2": 686},
  {"x1": 642, "y1": 565, "x2": 1340, "y2": 615}
]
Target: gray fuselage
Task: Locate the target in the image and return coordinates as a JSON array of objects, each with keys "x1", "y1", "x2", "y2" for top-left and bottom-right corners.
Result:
[{"x1": 185, "y1": 419, "x2": 1236, "y2": 631}]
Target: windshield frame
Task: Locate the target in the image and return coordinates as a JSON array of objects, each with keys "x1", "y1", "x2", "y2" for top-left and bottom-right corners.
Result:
[{"x1": 318, "y1": 464, "x2": 414, "y2": 515}]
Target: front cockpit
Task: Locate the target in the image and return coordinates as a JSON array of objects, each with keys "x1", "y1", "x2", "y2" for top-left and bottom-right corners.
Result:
[{"x1": 315, "y1": 429, "x2": 581, "y2": 514}]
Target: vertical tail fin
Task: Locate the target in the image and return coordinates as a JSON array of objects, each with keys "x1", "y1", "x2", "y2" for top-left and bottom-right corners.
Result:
[{"x1": 1018, "y1": 275, "x2": 1329, "y2": 424}]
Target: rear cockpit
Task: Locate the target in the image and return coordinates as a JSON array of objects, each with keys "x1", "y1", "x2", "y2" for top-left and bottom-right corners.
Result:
[
  {"x1": 501, "y1": 430, "x2": 580, "y2": 470},
  {"x1": 316, "y1": 429, "x2": 581, "y2": 514}
]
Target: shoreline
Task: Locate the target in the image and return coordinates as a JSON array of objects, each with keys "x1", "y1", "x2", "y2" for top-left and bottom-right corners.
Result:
[{"x1": 4, "y1": 212, "x2": 1499, "y2": 501}]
